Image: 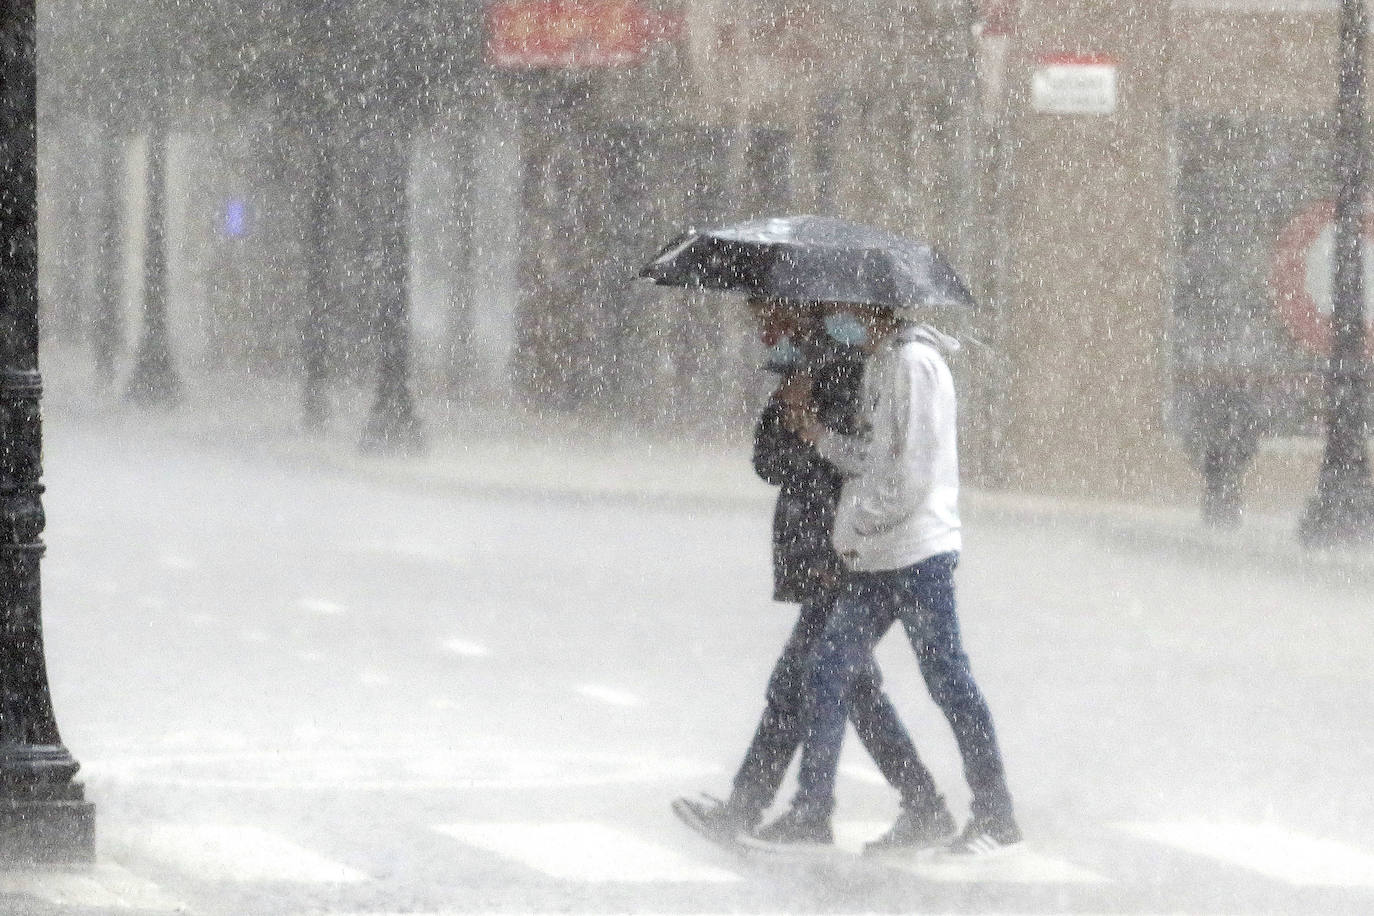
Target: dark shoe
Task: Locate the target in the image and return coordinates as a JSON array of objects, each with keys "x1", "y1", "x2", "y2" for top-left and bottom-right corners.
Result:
[
  {"x1": 862, "y1": 806, "x2": 957, "y2": 856},
  {"x1": 671, "y1": 794, "x2": 755, "y2": 846},
  {"x1": 939, "y1": 817, "x2": 1023, "y2": 858},
  {"x1": 741, "y1": 807, "x2": 834, "y2": 853}
]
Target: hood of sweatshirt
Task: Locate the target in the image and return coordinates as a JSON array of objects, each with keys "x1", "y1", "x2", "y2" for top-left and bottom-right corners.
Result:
[{"x1": 895, "y1": 323, "x2": 962, "y2": 356}]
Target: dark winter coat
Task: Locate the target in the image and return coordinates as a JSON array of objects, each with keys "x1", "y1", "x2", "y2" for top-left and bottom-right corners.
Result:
[{"x1": 752, "y1": 347, "x2": 864, "y2": 603}]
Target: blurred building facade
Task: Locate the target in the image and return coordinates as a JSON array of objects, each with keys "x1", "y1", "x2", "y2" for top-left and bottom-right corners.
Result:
[{"x1": 34, "y1": 1, "x2": 1368, "y2": 506}]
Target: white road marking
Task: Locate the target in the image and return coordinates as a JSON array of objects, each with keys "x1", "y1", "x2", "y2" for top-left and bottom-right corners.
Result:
[
  {"x1": 296, "y1": 649, "x2": 324, "y2": 663},
  {"x1": 893, "y1": 848, "x2": 1111, "y2": 884},
  {"x1": 833, "y1": 820, "x2": 893, "y2": 854},
  {"x1": 305, "y1": 912, "x2": 1203, "y2": 916},
  {"x1": 576, "y1": 684, "x2": 643, "y2": 707},
  {"x1": 158, "y1": 554, "x2": 197, "y2": 571},
  {"x1": 348, "y1": 539, "x2": 458, "y2": 563},
  {"x1": 0, "y1": 862, "x2": 186, "y2": 911},
  {"x1": 440, "y1": 638, "x2": 491, "y2": 658},
  {"x1": 359, "y1": 668, "x2": 392, "y2": 686},
  {"x1": 295, "y1": 597, "x2": 346, "y2": 615},
  {"x1": 116, "y1": 824, "x2": 368, "y2": 883},
  {"x1": 831, "y1": 820, "x2": 1108, "y2": 883},
  {"x1": 839, "y1": 764, "x2": 887, "y2": 786},
  {"x1": 158, "y1": 729, "x2": 249, "y2": 750},
  {"x1": 434, "y1": 822, "x2": 740, "y2": 883},
  {"x1": 292, "y1": 724, "x2": 362, "y2": 744},
  {"x1": 85, "y1": 748, "x2": 718, "y2": 791},
  {"x1": 1119, "y1": 820, "x2": 1374, "y2": 887}
]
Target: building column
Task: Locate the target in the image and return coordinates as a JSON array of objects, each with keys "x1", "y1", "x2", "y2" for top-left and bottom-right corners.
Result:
[
  {"x1": 997, "y1": 0, "x2": 1181, "y2": 498},
  {"x1": 125, "y1": 120, "x2": 181, "y2": 408},
  {"x1": 300, "y1": 130, "x2": 335, "y2": 432},
  {"x1": 443, "y1": 107, "x2": 479, "y2": 393},
  {"x1": 511, "y1": 79, "x2": 587, "y2": 410},
  {"x1": 91, "y1": 128, "x2": 124, "y2": 387}
]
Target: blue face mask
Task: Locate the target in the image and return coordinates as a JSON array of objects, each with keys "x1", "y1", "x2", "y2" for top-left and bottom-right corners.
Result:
[
  {"x1": 764, "y1": 337, "x2": 804, "y2": 369},
  {"x1": 823, "y1": 312, "x2": 869, "y2": 347}
]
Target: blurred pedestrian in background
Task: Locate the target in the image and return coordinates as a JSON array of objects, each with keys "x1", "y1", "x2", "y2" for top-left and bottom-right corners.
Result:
[{"x1": 1177, "y1": 372, "x2": 1263, "y2": 528}]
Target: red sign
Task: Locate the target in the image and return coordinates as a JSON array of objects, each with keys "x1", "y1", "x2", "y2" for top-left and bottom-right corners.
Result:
[
  {"x1": 487, "y1": 1, "x2": 683, "y2": 69},
  {"x1": 1271, "y1": 199, "x2": 1374, "y2": 359}
]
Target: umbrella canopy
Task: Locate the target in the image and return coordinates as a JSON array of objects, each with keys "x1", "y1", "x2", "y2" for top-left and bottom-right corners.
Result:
[{"x1": 639, "y1": 215, "x2": 976, "y2": 311}]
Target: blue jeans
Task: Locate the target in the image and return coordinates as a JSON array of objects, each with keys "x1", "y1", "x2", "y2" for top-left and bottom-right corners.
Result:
[
  {"x1": 730, "y1": 593, "x2": 944, "y2": 820},
  {"x1": 793, "y1": 552, "x2": 1016, "y2": 826}
]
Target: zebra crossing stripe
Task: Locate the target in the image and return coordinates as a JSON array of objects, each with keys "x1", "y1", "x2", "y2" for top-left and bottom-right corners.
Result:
[
  {"x1": 575, "y1": 684, "x2": 644, "y2": 707},
  {"x1": 434, "y1": 822, "x2": 741, "y2": 882},
  {"x1": 115, "y1": 823, "x2": 369, "y2": 883},
  {"x1": 1118, "y1": 821, "x2": 1374, "y2": 887},
  {"x1": 838, "y1": 763, "x2": 887, "y2": 786},
  {"x1": 832, "y1": 820, "x2": 1108, "y2": 883},
  {"x1": 0, "y1": 862, "x2": 186, "y2": 911},
  {"x1": 833, "y1": 820, "x2": 898, "y2": 853},
  {"x1": 893, "y1": 849, "x2": 1111, "y2": 885}
]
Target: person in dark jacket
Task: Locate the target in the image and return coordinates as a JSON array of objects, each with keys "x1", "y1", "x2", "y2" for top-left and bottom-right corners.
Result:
[{"x1": 672, "y1": 299, "x2": 954, "y2": 852}]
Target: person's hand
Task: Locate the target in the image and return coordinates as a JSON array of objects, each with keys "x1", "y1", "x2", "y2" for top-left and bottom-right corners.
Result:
[
  {"x1": 814, "y1": 568, "x2": 839, "y2": 591},
  {"x1": 793, "y1": 412, "x2": 824, "y2": 444},
  {"x1": 777, "y1": 372, "x2": 822, "y2": 443},
  {"x1": 776, "y1": 371, "x2": 812, "y2": 408},
  {"x1": 782, "y1": 400, "x2": 822, "y2": 444}
]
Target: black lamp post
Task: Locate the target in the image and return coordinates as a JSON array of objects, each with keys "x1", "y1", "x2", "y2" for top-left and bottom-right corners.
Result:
[
  {"x1": 301, "y1": 137, "x2": 334, "y2": 433},
  {"x1": 0, "y1": 0, "x2": 96, "y2": 863},
  {"x1": 1301, "y1": 0, "x2": 1374, "y2": 546},
  {"x1": 359, "y1": 128, "x2": 425, "y2": 455}
]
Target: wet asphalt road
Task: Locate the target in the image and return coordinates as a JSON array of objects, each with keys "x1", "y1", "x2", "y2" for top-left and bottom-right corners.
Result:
[{"x1": 10, "y1": 415, "x2": 1374, "y2": 915}]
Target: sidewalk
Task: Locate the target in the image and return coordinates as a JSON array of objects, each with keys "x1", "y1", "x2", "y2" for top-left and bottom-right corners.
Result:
[
  {"x1": 45, "y1": 352, "x2": 772, "y2": 507},
  {"x1": 963, "y1": 489, "x2": 1374, "y2": 588},
  {"x1": 44, "y1": 345, "x2": 1374, "y2": 587}
]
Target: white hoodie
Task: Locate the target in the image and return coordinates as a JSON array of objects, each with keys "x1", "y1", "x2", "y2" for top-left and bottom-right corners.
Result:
[{"x1": 814, "y1": 324, "x2": 961, "y2": 572}]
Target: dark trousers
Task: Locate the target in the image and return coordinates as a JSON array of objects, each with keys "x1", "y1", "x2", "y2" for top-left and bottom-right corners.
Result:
[
  {"x1": 793, "y1": 553, "x2": 1015, "y2": 826},
  {"x1": 730, "y1": 591, "x2": 943, "y2": 820}
]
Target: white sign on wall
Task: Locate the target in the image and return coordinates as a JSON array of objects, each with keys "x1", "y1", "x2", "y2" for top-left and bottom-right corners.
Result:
[
  {"x1": 1173, "y1": 2, "x2": 1335, "y2": 10},
  {"x1": 1031, "y1": 54, "x2": 1118, "y2": 115}
]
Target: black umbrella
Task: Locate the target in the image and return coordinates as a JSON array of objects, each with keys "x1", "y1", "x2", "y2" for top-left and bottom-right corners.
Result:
[{"x1": 639, "y1": 215, "x2": 976, "y2": 311}]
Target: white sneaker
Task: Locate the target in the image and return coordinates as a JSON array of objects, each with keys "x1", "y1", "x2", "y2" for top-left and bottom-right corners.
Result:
[{"x1": 938, "y1": 819, "x2": 1023, "y2": 858}]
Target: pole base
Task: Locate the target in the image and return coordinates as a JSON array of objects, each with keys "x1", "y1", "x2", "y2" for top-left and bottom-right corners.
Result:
[
  {"x1": 1299, "y1": 484, "x2": 1374, "y2": 548},
  {"x1": 124, "y1": 374, "x2": 181, "y2": 410},
  {"x1": 0, "y1": 795, "x2": 95, "y2": 866},
  {"x1": 124, "y1": 348, "x2": 181, "y2": 410},
  {"x1": 302, "y1": 383, "x2": 330, "y2": 435},
  {"x1": 359, "y1": 407, "x2": 426, "y2": 456}
]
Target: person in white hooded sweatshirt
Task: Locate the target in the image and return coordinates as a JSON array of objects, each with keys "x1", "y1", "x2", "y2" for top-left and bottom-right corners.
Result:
[{"x1": 750, "y1": 302, "x2": 1022, "y2": 857}]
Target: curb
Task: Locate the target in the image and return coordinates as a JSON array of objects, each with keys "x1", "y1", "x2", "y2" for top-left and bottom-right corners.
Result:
[{"x1": 964, "y1": 491, "x2": 1374, "y2": 588}]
